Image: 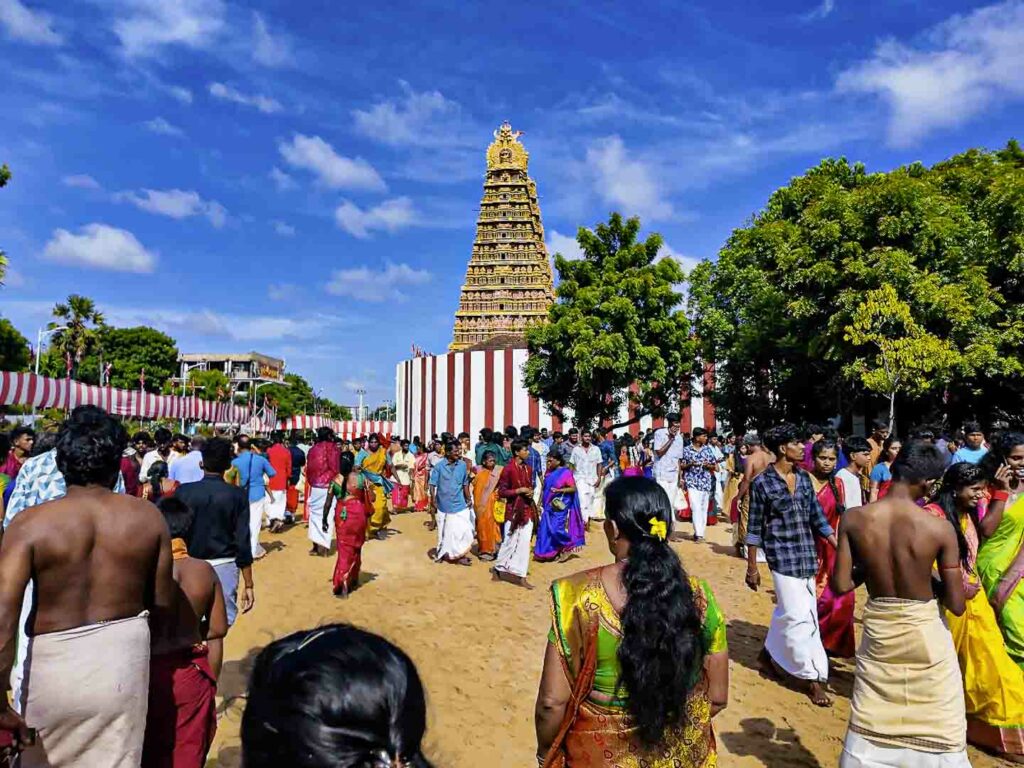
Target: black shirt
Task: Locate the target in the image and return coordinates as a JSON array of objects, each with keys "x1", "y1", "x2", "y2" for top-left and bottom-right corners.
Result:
[
  {"x1": 288, "y1": 444, "x2": 306, "y2": 485},
  {"x1": 176, "y1": 474, "x2": 253, "y2": 568}
]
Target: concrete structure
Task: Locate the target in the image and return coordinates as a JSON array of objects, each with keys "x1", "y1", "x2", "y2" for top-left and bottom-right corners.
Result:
[{"x1": 174, "y1": 352, "x2": 285, "y2": 396}]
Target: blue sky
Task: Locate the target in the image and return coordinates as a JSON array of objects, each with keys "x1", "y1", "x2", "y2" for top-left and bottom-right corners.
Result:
[{"x1": 1, "y1": 0, "x2": 1022, "y2": 409}]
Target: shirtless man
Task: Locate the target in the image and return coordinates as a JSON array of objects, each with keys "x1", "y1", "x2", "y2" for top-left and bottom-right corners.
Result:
[
  {"x1": 832, "y1": 441, "x2": 968, "y2": 767},
  {"x1": 0, "y1": 406, "x2": 175, "y2": 767},
  {"x1": 143, "y1": 496, "x2": 228, "y2": 768},
  {"x1": 734, "y1": 433, "x2": 773, "y2": 558}
]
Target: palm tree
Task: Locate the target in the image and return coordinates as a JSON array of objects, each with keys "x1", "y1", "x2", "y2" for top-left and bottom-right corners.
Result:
[{"x1": 50, "y1": 294, "x2": 105, "y2": 379}]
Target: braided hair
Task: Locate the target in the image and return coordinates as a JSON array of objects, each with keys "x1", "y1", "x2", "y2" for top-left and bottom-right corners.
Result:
[{"x1": 605, "y1": 476, "x2": 703, "y2": 747}]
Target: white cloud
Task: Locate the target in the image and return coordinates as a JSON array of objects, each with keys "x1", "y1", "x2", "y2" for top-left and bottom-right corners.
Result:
[
  {"x1": 144, "y1": 116, "x2": 183, "y2": 137},
  {"x1": 117, "y1": 188, "x2": 227, "y2": 227},
  {"x1": 267, "y1": 283, "x2": 297, "y2": 301},
  {"x1": 62, "y1": 174, "x2": 101, "y2": 190},
  {"x1": 837, "y1": 1, "x2": 1024, "y2": 146},
  {"x1": 112, "y1": 0, "x2": 225, "y2": 58},
  {"x1": 2, "y1": 267, "x2": 28, "y2": 288},
  {"x1": 107, "y1": 306, "x2": 323, "y2": 341},
  {"x1": 585, "y1": 135, "x2": 673, "y2": 221},
  {"x1": 252, "y1": 12, "x2": 291, "y2": 67},
  {"x1": 326, "y1": 261, "x2": 430, "y2": 302},
  {"x1": 547, "y1": 230, "x2": 584, "y2": 261},
  {"x1": 208, "y1": 82, "x2": 282, "y2": 114},
  {"x1": 334, "y1": 197, "x2": 416, "y2": 238},
  {"x1": 353, "y1": 82, "x2": 469, "y2": 147},
  {"x1": 659, "y1": 243, "x2": 703, "y2": 276},
  {"x1": 800, "y1": 0, "x2": 835, "y2": 22},
  {"x1": 0, "y1": 0, "x2": 61, "y2": 45},
  {"x1": 167, "y1": 85, "x2": 193, "y2": 104},
  {"x1": 272, "y1": 220, "x2": 295, "y2": 236},
  {"x1": 269, "y1": 166, "x2": 295, "y2": 191},
  {"x1": 43, "y1": 223, "x2": 157, "y2": 273},
  {"x1": 278, "y1": 134, "x2": 385, "y2": 191}
]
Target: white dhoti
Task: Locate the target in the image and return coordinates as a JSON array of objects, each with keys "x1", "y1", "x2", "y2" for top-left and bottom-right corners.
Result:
[
  {"x1": 306, "y1": 486, "x2": 334, "y2": 550},
  {"x1": 577, "y1": 482, "x2": 596, "y2": 523},
  {"x1": 266, "y1": 490, "x2": 286, "y2": 522},
  {"x1": 765, "y1": 571, "x2": 829, "y2": 682},
  {"x1": 248, "y1": 498, "x2": 267, "y2": 558},
  {"x1": 495, "y1": 520, "x2": 534, "y2": 577},
  {"x1": 657, "y1": 477, "x2": 681, "y2": 512},
  {"x1": 591, "y1": 475, "x2": 612, "y2": 520},
  {"x1": 687, "y1": 488, "x2": 711, "y2": 539},
  {"x1": 21, "y1": 613, "x2": 150, "y2": 768},
  {"x1": 839, "y1": 731, "x2": 971, "y2": 767},
  {"x1": 435, "y1": 508, "x2": 474, "y2": 561}
]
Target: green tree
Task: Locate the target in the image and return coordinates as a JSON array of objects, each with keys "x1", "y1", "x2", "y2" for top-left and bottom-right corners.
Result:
[
  {"x1": 186, "y1": 369, "x2": 231, "y2": 401},
  {"x1": 257, "y1": 373, "x2": 352, "y2": 420},
  {"x1": 524, "y1": 213, "x2": 695, "y2": 429},
  {"x1": 0, "y1": 317, "x2": 30, "y2": 372},
  {"x1": 76, "y1": 326, "x2": 179, "y2": 391},
  {"x1": 689, "y1": 142, "x2": 1024, "y2": 431},
  {"x1": 48, "y1": 294, "x2": 106, "y2": 379}
]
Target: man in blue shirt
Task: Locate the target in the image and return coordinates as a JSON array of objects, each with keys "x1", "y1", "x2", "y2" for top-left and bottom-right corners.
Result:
[
  {"x1": 429, "y1": 440, "x2": 473, "y2": 565},
  {"x1": 231, "y1": 435, "x2": 275, "y2": 560},
  {"x1": 169, "y1": 435, "x2": 206, "y2": 485},
  {"x1": 952, "y1": 422, "x2": 989, "y2": 465}
]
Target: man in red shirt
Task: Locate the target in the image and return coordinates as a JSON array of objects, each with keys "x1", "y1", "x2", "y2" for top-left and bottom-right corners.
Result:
[
  {"x1": 304, "y1": 428, "x2": 341, "y2": 556},
  {"x1": 265, "y1": 432, "x2": 292, "y2": 535}
]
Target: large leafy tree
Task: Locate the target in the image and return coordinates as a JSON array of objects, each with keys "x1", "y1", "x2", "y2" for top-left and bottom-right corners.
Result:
[
  {"x1": 48, "y1": 294, "x2": 106, "y2": 379},
  {"x1": 257, "y1": 373, "x2": 352, "y2": 420},
  {"x1": 76, "y1": 326, "x2": 179, "y2": 391},
  {"x1": 524, "y1": 213, "x2": 695, "y2": 429},
  {"x1": 689, "y1": 141, "x2": 1024, "y2": 432},
  {"x1": 0, "y1": 318, "x2": 30, "y2": 372}
]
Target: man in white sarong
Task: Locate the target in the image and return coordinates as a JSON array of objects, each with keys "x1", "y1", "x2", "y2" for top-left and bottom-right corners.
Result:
[
  {"x1": 570, "y1": 430, "x2": 605, "y2": 527},
  {"x1": 305, "y1": 428, "x2": 341, "y2": 557},
  {"x1": 652, "y1": 413, "x2": 685, "y2": 538},
  {"x1": 0, "y1": 406, "x2": 175, "y2": 766},
  {"x1": 430, "y1": 440, "x2": 474, "y2": 565},
  {"x1": 745, "y1": 422, "x2": 837, "y2": 707},
  {"x1": 493, "y1": 439, "x2": 537, "y2": 589}
]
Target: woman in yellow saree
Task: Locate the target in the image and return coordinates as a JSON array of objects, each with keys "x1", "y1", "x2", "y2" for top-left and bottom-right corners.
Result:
[
  {"x1": 535, "y1": 476, "x2": 728, "y2": 767},
  {"x1": 976, "y1": 432, "x2": 1024, "y2": 674},
  {"x1": 927, "y1": 460, "x2": 1024, "y2": 761}
]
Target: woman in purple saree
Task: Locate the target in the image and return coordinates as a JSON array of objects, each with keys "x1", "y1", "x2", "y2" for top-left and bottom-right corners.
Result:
[{"x1": 534, "y1": 452, "x2": 586, "y2": 562}]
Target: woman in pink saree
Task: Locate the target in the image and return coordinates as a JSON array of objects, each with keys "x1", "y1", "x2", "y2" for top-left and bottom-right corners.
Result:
[
  {"x1": 323, "y1": 453, "x2": 369, "y2": 597},
  {"x1": 412, "y1": 447, "x2": 430, "y2": 512}
]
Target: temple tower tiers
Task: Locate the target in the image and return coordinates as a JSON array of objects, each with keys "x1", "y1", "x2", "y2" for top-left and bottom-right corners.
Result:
[{"x1": 449, "y1": 122, "x2": 555, "y2": 352}]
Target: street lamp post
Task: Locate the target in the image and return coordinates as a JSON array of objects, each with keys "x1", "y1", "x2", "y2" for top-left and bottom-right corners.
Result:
[
  {"x1": 251, "y1": 380, "x2": 288, "y2": 433},
  {"x1": 32, "y1": 326, "x2": 68, "y2": 417},
  {"x1": 356, "y1": 388, "x2": 366, "y2": 421},
  {"x1": 179, "y1": 361, "x2": 206, "y2": 432}
]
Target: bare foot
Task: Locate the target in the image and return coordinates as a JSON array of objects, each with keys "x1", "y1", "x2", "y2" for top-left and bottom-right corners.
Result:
[
  {"x1": 519, "y1": 578, "x2": 535, "y2": 590},
  {"x1": 808, "y1": 681, "x2": 833, "y2": 707},
  {"x1": 455, "y1": 557, "x2": 473, "y2": 566}
]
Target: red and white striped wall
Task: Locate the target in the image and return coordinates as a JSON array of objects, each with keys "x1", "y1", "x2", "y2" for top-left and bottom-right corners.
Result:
[
  {"x1": 394, "y1": 348, "x2": 715, "y2": 441},
  {"x1": 276, "y1": 415, "x2": 395, "y2": 440}
]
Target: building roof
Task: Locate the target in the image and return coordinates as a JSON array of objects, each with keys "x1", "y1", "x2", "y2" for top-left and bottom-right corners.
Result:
[
  {"x1": 179, "y1": 352, "x2": 284, "y2": 367},
  {"x1": 462, "y1": 333, "x2": 528, "y2": 352}
]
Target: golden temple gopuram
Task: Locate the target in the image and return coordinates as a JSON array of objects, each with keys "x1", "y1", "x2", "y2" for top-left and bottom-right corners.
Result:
[{"x1": 449, "y1": 122, "x2": 555, "y2": 352}]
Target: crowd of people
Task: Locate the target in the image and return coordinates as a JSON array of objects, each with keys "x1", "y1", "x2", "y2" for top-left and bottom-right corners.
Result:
[{"x1": 0, "y1": 406, "x2": 1021, "y2": 766}]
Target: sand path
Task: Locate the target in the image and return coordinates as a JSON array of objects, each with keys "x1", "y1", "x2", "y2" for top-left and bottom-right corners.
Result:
[{"x1": 207, "y1": 511, "x2": 1006, "y2": 767}]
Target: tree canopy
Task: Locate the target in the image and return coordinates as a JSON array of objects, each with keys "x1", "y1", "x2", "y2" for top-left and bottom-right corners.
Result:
[
  {"x1": 688, "y1": 141, "x2": 1024, "y2": 431},
  {"x1": 0, "y1": 318, "x2": 30, "y2": 372},
  {"x1": 257, "y1": 373, "x2": 352, "y2": 421},
  {"x1": 524, "y1": 213, "x2": 695, "y2": 429}
]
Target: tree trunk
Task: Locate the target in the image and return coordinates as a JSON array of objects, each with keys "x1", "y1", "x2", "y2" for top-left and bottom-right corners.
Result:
[{"x1": 888, "y1": 391, "x2": 896, "y2": 434}]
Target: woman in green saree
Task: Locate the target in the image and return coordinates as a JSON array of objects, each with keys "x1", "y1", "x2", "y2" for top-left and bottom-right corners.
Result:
[
  {"x1": 535, "y1": 476, "x2": 729, "y2": 767},
  {"x1": 976, "y1": 432, "x2": 1024, "y2": 671}
]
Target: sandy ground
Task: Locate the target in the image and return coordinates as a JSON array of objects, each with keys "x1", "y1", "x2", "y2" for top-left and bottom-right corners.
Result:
[{"x1": 206, "y1": 510, "x2": 1008, "y2": 767}]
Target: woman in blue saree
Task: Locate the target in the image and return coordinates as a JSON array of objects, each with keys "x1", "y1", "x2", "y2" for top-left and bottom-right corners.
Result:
[{"x1": 534, "y1": 452, "x2": 586, "y2": 562}]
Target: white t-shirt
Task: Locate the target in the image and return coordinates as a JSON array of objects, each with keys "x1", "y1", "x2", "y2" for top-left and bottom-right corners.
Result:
[
  {"x1": 140, "y1": 449, "x2": 182, "y2": 480},
  {"x1": 570, "y1": 445, "x2": 603, "y2": 483},
  {"x1": 836, "y1": 467, "x2": 864, "y2": 509},
  {"x1": 652, "y1": 428, "x2": 684, "y2": 481}
]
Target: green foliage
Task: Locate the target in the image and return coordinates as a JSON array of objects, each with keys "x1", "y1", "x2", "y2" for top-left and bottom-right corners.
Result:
[
  {"x1": 73, "y1": 326, "x2": 179, "y2": 392},
  {"x1": 257, "y1": 373, "x2": 352, "y2": 420},
  {"x1": 47, "y1": 294, "x2": 106, "y2": 379},
  {"x1": 0, "y1": 317, "x2": 31, "y2": 372},
  {"x1": 187, "y1": 368, "x2": 231, "y2": 401},
  {"x1": 689, "y1": 141, "x2": 1024, "y2": 430},
  {"x1": 524, "y1": 213, "x2": 696, "y2": 429}
]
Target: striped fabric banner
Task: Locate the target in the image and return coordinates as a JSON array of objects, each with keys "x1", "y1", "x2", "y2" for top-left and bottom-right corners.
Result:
[
  {"x1": 0, "y1": 372, "x2": 274, "y2": 428},
  {"x1": 394, "y1": 349, "x2": 715, "y2": 440},
  {"x1": 276, "y1": 416, "x2": 396, "y2": 439}
]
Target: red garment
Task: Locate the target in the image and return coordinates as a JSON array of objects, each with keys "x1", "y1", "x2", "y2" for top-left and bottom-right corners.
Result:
[
  {"x1": 305, "y1": 441, "x2": 341, "y2": 488},
  {"x1": 286, "y1": 485, "x2": 299, "y2": 513},
  {"x1": 814, "y1": 479, "x2": 856, "y2": 658},
  {"x1": 498, "y1": 460, "x2": 536, "y2": 531},
  {"x1": 142, "y1": 646, "x2": 217, "y2": 768},
  {"x1": 120, "y1": 456, "x2": 141, "y2": 497},
  {"x1": 333, "y1": 492, "x2": 369, "y2": 595},
  {"x1": 391, "y1": 484, "x2": 410, "y2": 509},
  {"x1": 265, "y1": 444, "x2": 292, "y2": 492},
  {"x1": 0, "y1": 453, "x2": 24, "y2": 483}
]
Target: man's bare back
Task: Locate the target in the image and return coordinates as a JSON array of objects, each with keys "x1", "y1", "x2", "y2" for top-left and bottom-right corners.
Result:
[
  {"x1": 832, "y1": 490, "x2": 965, "y2": 615},
  {"x1": 741, "y1": 447, "x2": 773, "y2": 495},
  {"x1": 1, "y1": 486, "x2": 173, "y2": 636}
]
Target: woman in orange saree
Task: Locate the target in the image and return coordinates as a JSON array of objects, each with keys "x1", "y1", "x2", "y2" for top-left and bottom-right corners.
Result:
[
  {"x1": 472, "y1": 451, "x2": 501, "y2": 561},
  {"x1": 535, "y1": 476, "x2": 728, "y2": 767},
  {"x1": 412, "y1": 449, "x2": 430, "y2": 512},
  {"x1": 809, "y1": 440, "x2": 855, "y2": 658}
]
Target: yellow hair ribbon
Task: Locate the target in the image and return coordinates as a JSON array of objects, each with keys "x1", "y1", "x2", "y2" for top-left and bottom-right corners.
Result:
[{"x1": 648, "y1": 517, "x2": 667, "y2": 541}]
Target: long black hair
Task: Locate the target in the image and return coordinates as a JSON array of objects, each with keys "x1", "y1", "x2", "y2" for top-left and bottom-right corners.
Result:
[
  {"x1": 242, "y1": 623, "x2": 432, "y2": 768},
  {"x1": 811, "y1": 439, "x2": 845, "y2": 515},
  {"x1": 147, "y1": 460, "x2": 169, "y2": 499},
  {"x1": 979, "y1": 431, "x2": 1024, "y2": 484},
  {"x1": 604, "y1": 476, "x2": 703, "y2": 747},
  {"x1": 932, "y1": 462, "x2": 984, "y2": 570}
]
